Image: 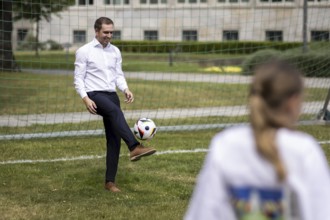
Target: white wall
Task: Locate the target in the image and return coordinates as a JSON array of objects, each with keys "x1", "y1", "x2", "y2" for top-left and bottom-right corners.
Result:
[{"x1": 13, "y1": 0, "x2": 330, "y2": 50}]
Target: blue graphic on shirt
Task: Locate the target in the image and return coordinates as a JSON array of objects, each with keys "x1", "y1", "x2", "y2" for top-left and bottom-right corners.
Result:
[{"x1": 229, "y1": 186, "x2": 284, "y2": 220}]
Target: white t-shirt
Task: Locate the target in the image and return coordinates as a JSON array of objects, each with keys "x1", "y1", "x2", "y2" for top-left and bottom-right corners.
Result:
[{"x1": 185, "y1": 125, "x2": 330, "y2": 220}]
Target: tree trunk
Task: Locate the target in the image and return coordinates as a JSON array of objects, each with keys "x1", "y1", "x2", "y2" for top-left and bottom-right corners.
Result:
[
  {"x1": 35, "y1": 19, "x2": 39, "y2": 57},
  {"x1": 0, "y1": 0, "x2": 19, "y2": 71}
]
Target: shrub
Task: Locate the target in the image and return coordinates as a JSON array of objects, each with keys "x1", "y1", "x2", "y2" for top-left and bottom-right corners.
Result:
[
  {"x1": 241, "y1": 49, "x2": 330, "y2": 77},
  {"x1": 16, "y1": 35, "x2": 45, "y2": 51},
  {"x1": 44, "y1": 40, "x2": 63, "y2": 50},
  {"x1": 282, "y1": 52, "x2": 330, "y2": 77},
  {"x1": 241, "y1": 49, "x2": 282, "y2": 75},
  {"x1": 111, "y1": 41, "x2": 301, "y2": 54}
]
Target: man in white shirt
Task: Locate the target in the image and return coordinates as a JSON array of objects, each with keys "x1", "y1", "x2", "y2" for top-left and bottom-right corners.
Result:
[{"x1": 74, "y1": 17, "x2": 156, "y2": 192}]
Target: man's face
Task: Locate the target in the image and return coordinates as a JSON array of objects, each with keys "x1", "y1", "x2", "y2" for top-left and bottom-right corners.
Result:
[{"x1": 95, "y1": 23, "x2": 114, "y2": 47}]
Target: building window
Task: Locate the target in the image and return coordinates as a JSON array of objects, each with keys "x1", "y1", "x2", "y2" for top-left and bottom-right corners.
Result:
[
  {"x1": 104, "y1": 0, "x2": 130, "y2": 4},
  {"x1": 17, "y1": 29, "x2": 28, "y2": 42},
  {"x1": 78, "y1": 0, "x2": 94, "y2": 5},
  {"x1": 73, "y1": 30, "x2": 86, "y2": 43},
  {"x1": 223, "y1": 30, "x2": 239, "y2": 41},
  {"x1": 260, "y1": 0, "x2": 293, "y2": 2},
  {"x1": 144, "y1": 31, "x2": 158, "y2": 40},
  {"x1": 178, "y1": 0, "x2": 207, "y2": 3},
  {"x1": 311, "y1": 31, "x2": 329, "y2": 41},
  {"x1": 112, "y1": 31, "x2": 122, "y2": 40},
  {"x1": 140, "y1": 0, "x2": 167, "y2": 3},
  {"x1": 182, "y1": 30, "x2": 198, "y2": 41},
  {"x1": 218, "y1": 0, "x2": 249, "y2": 2},
  {"x1": 266, "y1": 31, "x2": 283, "y2": 41}
]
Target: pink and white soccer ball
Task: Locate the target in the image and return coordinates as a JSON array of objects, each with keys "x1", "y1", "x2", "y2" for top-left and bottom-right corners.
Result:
[{"x1": 133, "y1": 118, "x2": 157, "y2": 140}]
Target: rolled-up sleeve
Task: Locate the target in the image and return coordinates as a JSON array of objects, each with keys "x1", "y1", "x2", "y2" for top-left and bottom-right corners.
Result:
[
  {"x1": 74, "y1": 48, "x2": 88, "y2": 99},
  {"x1": 114, "y1": 49, "x2": 128, "y2": 93}
]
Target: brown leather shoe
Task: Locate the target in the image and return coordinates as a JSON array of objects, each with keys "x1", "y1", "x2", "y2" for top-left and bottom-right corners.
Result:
[
  {"x1": 130, "y1": 144, "x2": 156, "y2": 162},
  {"x1": 104, "y1": 182, "x2": 121, "y2": 192}
]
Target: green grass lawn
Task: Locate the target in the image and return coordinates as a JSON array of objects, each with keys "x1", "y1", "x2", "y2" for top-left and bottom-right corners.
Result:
[
  {"x1": 1, "y1": 48, "x2": 328, "y2": 219},
  {"x1": 0, "y1": 126, "x2": 329, "y2": 220},
  {"x1": 0, "y1": 71, "x2": 327, "y2": 115},
  {"x1": 0, "y1": 130, "x2": 212, "y2": 220},
  {"x1": 14, "y1": 51, "x2": 244, "y2": 73}
]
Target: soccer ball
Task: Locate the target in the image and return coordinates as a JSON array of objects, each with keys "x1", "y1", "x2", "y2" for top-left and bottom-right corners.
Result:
[{"x1": 133, "y1": 118, "x2": 157, "y2": 140}]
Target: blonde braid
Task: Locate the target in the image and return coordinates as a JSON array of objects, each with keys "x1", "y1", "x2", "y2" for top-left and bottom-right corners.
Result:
[{"x1": 249, "y1": 59, "x2": 303, "y2": 182}]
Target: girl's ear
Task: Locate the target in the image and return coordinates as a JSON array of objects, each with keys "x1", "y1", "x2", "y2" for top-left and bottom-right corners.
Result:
[{"x1": 285, "y1": 94, "x2": 302, "y2": 123}]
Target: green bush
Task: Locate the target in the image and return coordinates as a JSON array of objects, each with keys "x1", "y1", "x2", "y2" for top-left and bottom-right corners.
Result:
[
  {"x1": 16, "y1": 35, "x2": 45, "y2": 51},
  {"x1": 111, "y1": 41, "x2": 302, "y2": 54},
  {"x1": 241, "y1": 49, "x2": 330, "y2": 77},
  {"x1": 241, "y1": 49, "x2": 282, "y2": 75},
  {"x1": 17, "y1": 37, "x2": 64, "y2": 51},
  {"x1": 283, "y1": 52, "x2": 330, "y2": 77},
  {"x1": 45, "y1": 39, "x2": 63, "y2": 50}
]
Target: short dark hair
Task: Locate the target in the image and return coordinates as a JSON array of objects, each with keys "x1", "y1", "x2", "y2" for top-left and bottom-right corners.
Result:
[{"x1": 94, "y1": 17, "x2": 114, "y2": 31}]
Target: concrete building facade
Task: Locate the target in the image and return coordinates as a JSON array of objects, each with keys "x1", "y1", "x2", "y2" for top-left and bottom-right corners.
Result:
[{"x1": 12, "y1": 0, "x2": 330, "y2": 50}]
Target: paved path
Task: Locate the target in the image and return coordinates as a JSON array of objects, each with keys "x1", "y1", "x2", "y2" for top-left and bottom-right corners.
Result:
[{"x1": 0, "y1": 101, "x2": 325, "y2": 127}]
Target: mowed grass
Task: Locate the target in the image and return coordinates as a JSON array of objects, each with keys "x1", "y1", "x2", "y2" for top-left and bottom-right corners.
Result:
[
  {"x1": 14, "y1": 51, "x2": 243, "y2": 73},
  {"x1": 0, "y1": 71, "x2": 327, "y2": 115},
  {"x1": 0, "y1": 130, "x2": 213, "y2": 220},
  {"x1": 0, "y1": 126, "x2": 330, "y2": 220}
]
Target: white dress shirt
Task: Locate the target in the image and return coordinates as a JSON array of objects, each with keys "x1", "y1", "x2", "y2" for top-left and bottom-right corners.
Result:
[
  {"x1": 185, "y1": 125, "x2": 330, "y2": 220},
  {"x1": 74, "y1": 38, "x2": 128, "y2": 99}
]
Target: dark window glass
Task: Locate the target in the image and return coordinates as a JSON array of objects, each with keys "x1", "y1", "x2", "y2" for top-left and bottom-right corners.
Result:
[
  {"x1": 144, "y1": 31, "x2": 158, "y2": 40},
  {"x1": 266, "y1": 31, "x2": 283, "y2": 41},
  {"x1": 112, "y1": 31, "x2": 122, "y2": 40},
  {"x1": 182, "y1": 30, "x2": 198, "y2": 41},
  {"x1": 223, "y1": 30, "x2": 239, "y2": 41},
  {"x1": 73, "y1": 30, "x2": 86, "y2": 43},
  {"x1": 17, "y1": 29, "x2": 28, "y2": 42},
  {"x1": 311, "y1": 31, "x2": 330, "y2": 41}
]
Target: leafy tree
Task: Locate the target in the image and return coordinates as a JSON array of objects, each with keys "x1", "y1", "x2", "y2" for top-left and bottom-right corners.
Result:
[
  {"x1": 13, "y1": 0, "x2": 75, "y2": 56},
  {"x1": 0, "y1": 1, "x2": 19, "y2": 71}
]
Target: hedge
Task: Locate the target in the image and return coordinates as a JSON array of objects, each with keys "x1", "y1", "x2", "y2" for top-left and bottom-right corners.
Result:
[
  {"x1": 111, "y1": 40, "x2": 302, "y2": 54},
  {"x1": 241, "y1": 49, "x2": 330, "y2": 77}
]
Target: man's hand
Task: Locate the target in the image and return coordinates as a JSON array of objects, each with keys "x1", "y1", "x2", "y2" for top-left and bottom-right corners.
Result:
[
  {"x1": 83, "y1": 96, "x2": 97, "y2": 114},
  {"x1": 124, "y1": 88, "x2": 134, "y2": 104}
]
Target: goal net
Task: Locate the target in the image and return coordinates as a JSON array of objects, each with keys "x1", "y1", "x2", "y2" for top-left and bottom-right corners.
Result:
[{"x1": 1, "y1": 0, "x2": 329, "y2": 140}]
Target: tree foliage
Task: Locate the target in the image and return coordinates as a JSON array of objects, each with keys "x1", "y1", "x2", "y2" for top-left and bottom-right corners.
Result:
[
  {"x1": 12, "y1": 0, "x2": 75, "y2": 56},
  {"x1": 13, "y1": 0, "x2": 75, "y2": 22}
]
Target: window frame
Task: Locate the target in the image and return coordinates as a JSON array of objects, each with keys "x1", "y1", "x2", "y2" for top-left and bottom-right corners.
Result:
[
  {"x1": 223, "y1": 30, "x2": 239, "y2": 41},
  {"x1": 311, "y1": 30, "x2": 330, "y2": 41},
  {"x1": 112, "y1": 30, "x2": 122, "y2": 40},
  {"x1": 182, "y1": 30, "x2": 198, "y2": 41},
  {"x1": 144, "y1": 30, "x2": 159, "y2": 41},
  {"x1": 104, "y1": 0, "x2": 130, "y2": 5},
  {"x1": 17, "y1": 28, "x2": 29, "y2": 43},
  {"x1": 265, "y1": 30, "x2": 283, "y2": 42},
  {"x1": 177, "y1": 0, "x2": 207, "y2": 4},
  {"x1": 259, "y1": 0, "x2": 294, "y2": 2},
  {"x1": 140, "y1": 0, "x2": 167, "y2": 4},
  {"x1": 73, "y1": 30, "x2": 87, "y2": 44},
  {"x1": 77, "y1": 0, "x2": 94, "y2": 6}
]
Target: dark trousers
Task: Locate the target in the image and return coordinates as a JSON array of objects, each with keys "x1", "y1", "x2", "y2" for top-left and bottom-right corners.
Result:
[{"x1": 87, "y1": 91, "x2": 139, "y2": 183}]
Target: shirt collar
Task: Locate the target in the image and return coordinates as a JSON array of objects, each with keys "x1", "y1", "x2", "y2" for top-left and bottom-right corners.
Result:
[{"x1": 92, "y1": 38, "x2": 111, "y2": 48}]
